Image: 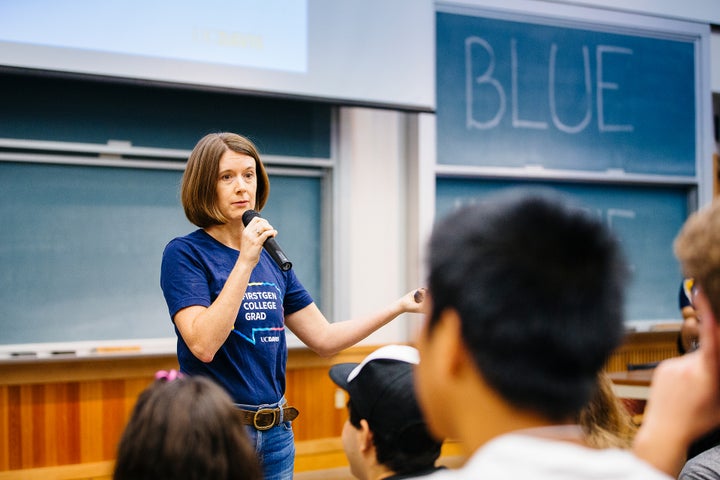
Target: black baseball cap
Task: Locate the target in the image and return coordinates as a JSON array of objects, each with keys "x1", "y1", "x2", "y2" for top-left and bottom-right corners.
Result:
[{"x1": 329, "y1": 345, "x2": 428, "y2": 440}]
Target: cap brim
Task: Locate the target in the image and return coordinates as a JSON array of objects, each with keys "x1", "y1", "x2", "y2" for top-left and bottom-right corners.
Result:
[{"x1": 329, "y1": 362, "x2": 358, "y2": 390}]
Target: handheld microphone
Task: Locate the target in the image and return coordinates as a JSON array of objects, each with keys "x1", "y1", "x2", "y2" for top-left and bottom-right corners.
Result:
[{"x1": 242, "y1": 210, "x2": 293, "y2": 271}]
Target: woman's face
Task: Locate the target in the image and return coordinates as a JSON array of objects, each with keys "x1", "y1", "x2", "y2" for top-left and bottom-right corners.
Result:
[{"x1": 215, "y1": 150, "x2": 257, "y2": 223}]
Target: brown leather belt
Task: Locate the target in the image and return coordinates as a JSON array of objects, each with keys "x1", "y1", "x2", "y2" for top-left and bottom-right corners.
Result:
[{"x1": 238, "y1": 405, "x2": 299, "y2": 431}]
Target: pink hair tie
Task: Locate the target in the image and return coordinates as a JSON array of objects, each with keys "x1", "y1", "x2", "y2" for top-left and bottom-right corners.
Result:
[{"x1": 155, "y1": 369, "x2": 184, "y2": 381}]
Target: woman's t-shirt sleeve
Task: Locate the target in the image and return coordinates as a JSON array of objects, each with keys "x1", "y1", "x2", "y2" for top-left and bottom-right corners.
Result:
[
  {"x1": 160, "y1": 238, "x2": 212, "y2": 320},
  {"x1": 282, "y1": 267, "x2": 314, "y2": 316}
]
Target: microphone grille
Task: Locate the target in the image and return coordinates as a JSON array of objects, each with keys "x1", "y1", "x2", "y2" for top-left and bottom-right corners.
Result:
[{"x1": 242, "y1": 209, "x2": 260, "y2": 226}]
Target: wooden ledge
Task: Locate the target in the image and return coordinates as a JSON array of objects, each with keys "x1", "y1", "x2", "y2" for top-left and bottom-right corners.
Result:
[{"x1": 0, "y1": 344, "x2": 400, "y2": 386}]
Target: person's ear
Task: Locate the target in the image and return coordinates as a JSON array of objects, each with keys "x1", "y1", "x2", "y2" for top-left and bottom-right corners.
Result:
[
  {"x1": 695, "y1": 288, "x2": 716, "y2": 326},
  {"x1": 431, "y1": 308, "x2": 468, "y2": 379},
  {"x1": 358, "y1": 419, "x2": 374, "y2": 453},
  {"x1": 449, "y1": 309, "x2": 477, "y2": 377}
]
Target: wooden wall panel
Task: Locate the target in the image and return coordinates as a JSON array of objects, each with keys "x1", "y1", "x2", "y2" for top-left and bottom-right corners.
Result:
[
  {"x1": 100, "y1": 380, "x2": 126, "y2": 460},
  {"x1": 0, "y1": 354, "x2": 174, "y2": 475},
  {"x1": 53, "y1": 383, "x2": 81, "y2": 466},
  {"x1": 287, "y1": 366, "x2": 348, "y2": 442},
  {"x1": 16, "y1": 386, "x2": 35, "y2": 468},
  {"x1": 605, "y1": 330, "x2": 679, "y2": 372},
  {"x1": 0, "y1": 347, "x2": 372, "y2": 476},
  {"x1": 31, "y1": 385, "x2": 46, "y2": 467},
  {"x1": 0, "y1": 379, "x2": 157, "y2": 473},
  {"x1": 0, "y1": 388, "x2": 6, "y2": 470},
  {"x1": 6, "y1": 386, "x2": 21, "y2": 470},
  {"x1": 78, "y1": 382, "x2": 103, "y2": 463}
]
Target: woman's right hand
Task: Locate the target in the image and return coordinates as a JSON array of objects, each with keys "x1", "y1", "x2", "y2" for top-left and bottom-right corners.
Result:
[{"x1": 239, "y1": 217, "x2": 277, "y2": 265}]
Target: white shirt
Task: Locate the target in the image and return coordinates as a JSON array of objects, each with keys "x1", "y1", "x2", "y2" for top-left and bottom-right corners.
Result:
[{"x1": 424, "y1": 433, "x2": 670, "y2": 480}]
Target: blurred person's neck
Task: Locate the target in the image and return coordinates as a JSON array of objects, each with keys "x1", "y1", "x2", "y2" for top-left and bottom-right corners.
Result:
[{"x1": 453, "y1": 371, "x2": 579, "y2": 455}]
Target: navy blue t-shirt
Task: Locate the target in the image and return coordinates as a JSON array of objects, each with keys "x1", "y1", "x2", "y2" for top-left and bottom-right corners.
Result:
[{"x1": 160, "y1": 229, "x2": 313, "y2": 405}]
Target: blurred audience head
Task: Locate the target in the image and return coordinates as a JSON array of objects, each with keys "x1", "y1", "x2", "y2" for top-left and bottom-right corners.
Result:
[
  {"x1": 675, "y1": 199, "x2": 720, "y2": 322},
  {"x1": 113, "y1": 372, "x2": 262, "y2": 480},
  {"x1": 417, "y1": 189, "x2": 628, "y2": 440},
  {"x1": 330, "y1": 345, "x2": 443, "y2": 480}
]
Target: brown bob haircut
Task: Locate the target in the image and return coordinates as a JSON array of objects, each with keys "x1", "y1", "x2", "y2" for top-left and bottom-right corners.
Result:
[
  {"x1": 181, "y1": 132, "x2": 270, "y2": 228},
  {"x1": 113, "y1": 375, "x2": 262, "y2": 480}
]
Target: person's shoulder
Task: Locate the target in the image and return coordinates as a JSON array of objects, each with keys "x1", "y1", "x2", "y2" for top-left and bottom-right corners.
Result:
[
  {"x1": 385, "y1": 466, "x2": 447, "y2": 480},
  {"x1": 463, "y1": 435, "x2": 671, "y2": 479},
  {"x1": 162, "y1": 230, "x2": 218, "y2": 266},
  {"x1": 680, "y1": 446, "x2": 720, "y2": 480},
  {"x1": 164, "y1": 230, "x2": 209, "y2": 251},
  {"x1": 397, "y1": 467, "x2": 451, "y2": 480}
]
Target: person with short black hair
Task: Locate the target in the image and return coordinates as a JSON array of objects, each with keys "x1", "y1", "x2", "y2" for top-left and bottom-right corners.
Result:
[
  {"x1": 413, "y1": 189, "x2": 669, "y2": 479},
  {"x1": 330, "y1": 344, "x2": 444, "y2": 480}
]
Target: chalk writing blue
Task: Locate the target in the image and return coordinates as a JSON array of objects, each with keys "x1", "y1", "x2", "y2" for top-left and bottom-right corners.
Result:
[{"x1": 438, "y1": 11, "x2": 696, "y2": 175}]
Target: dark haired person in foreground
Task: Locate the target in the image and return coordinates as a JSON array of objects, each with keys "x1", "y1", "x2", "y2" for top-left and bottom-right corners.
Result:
[
  {"x1": 113, "y1": 373, "x2": 262, "y2": 480},
  {"x1": 330, "y1": 344, "x2": 444, "y2": 480},
  {"x1": 414, "y1": 189, "x2": 686, "y2": 479}
]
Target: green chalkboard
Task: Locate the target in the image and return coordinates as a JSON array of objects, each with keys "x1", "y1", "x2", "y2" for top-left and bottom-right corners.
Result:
[
  {"x1": 0, "y1": 71, "x2": 332, "y2": 155},
  {"x1": 434, "y1": 6, "x2": 704, "y2": 328},
  {"x1": 436, "y1": 178, "x2": 690, "y2": 326},
  {"x1": 0, "y1": 72, "x2": 330, "y2": 347},
  {"x1": 436, "y1": 10, "x2": 696, "y2": 175},
  {"x1": 0, "y1": 162, "x2": 323, "y2": 346}
]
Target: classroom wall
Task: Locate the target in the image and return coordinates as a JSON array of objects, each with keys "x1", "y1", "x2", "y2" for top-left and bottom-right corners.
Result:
[
  {"x1": 283, "y1": 106, "x2": 424, "y2": 348},
  {"x1": 339, "y1": 108, "x2": 424, "y2": 345},
  {"x1": 0, "y1": 0, "x2": 717, "y2": 351}
]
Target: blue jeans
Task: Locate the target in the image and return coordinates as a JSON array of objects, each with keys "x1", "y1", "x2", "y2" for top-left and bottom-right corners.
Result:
[{"x1": 239, "y1": 399, "x2": 296, "y2": 480}]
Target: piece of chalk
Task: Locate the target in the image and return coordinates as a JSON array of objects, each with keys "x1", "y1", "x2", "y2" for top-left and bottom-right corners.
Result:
[
  {"x1": 51, "y1": 350, "x2": 76, "y2": 355},
  {"x1": 92, "y1": 346, "x2": 142, "y2": 353}
]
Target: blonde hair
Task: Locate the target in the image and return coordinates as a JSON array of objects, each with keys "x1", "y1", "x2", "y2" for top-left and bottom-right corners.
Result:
[
  {"x1": 674, "y1": 198, "x2": 720, "y2": 321},
  {"x1": 181, "y1": 132, "x2": 270, "y2": 228},
  {"x1": 578, "y1": 371, "x2": 637, "y2": 449}
]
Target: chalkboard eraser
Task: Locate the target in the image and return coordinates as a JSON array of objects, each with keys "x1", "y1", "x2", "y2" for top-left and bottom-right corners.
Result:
[
  {"x1": 10, "y1": 351, "x2": 37, "y2": 357},
  {"x1": 92, "y1": 346, "x2": 142, "y2": 354},
  {"x1": 50, "y1": 350, "x2": 76, "y2": 356}
]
